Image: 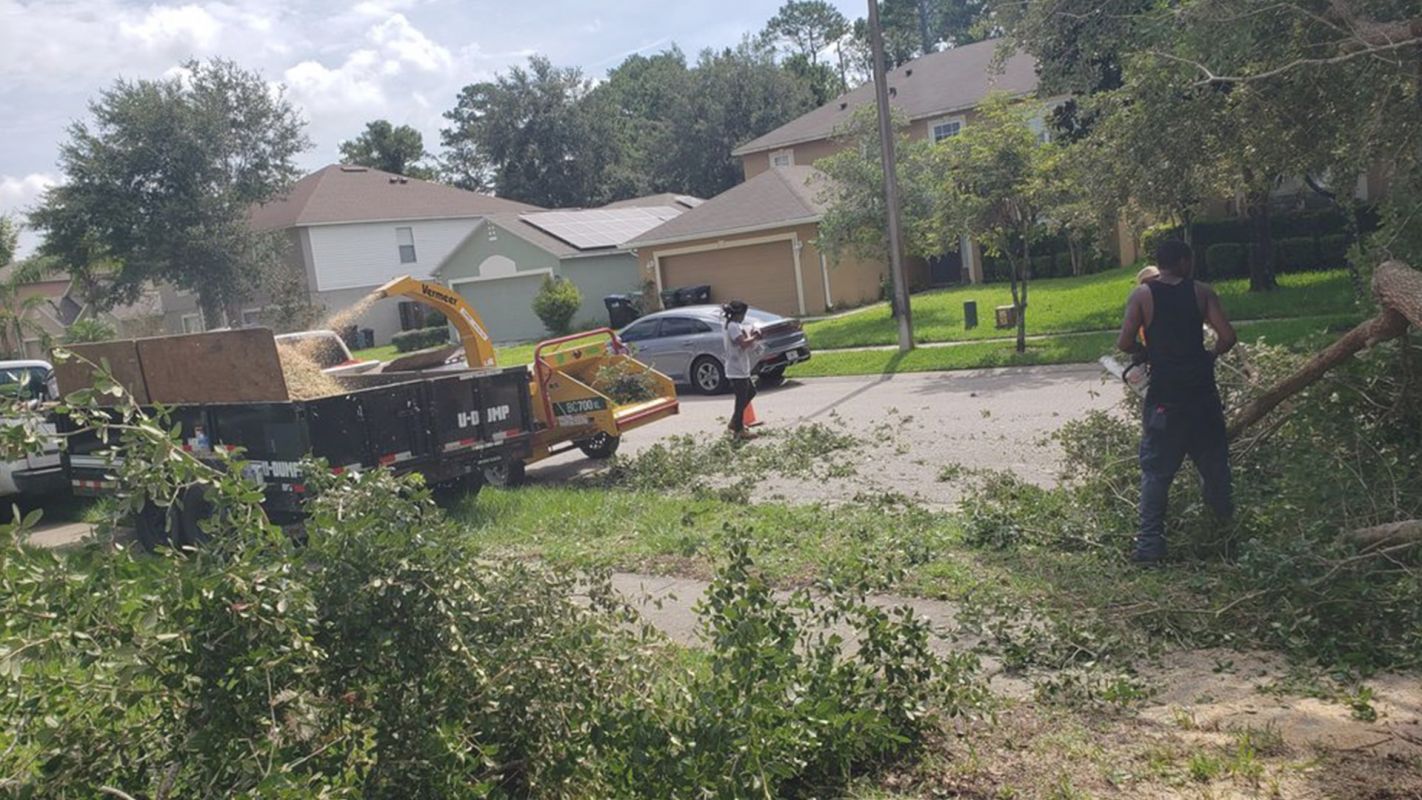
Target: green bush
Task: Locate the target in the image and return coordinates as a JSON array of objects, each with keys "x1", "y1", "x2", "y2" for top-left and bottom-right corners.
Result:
[
  {"x1": 1206, "y1": 242, "x2": 1247, "y2": 277},
  {"x1": 1276, "y1": 237, "x2": 1318, "y2": 272},
  {"x1": 1139, "y1": 222, "x2": 1177, "y2": 264},
  {"x1": 0, "y1": 386, "x2": 984, "y2": 797},
  {"x1": 1030, "y1": 253, "x2": 1055, "y2": 279},
  {"x1": 62, "y1": 318, "x2": 116, "y2": 344},
  {"x1": 391, "y1": 326, "x2": 449, "y2": 352},
  {"x1": 532, "y1": 276, "x2": 582, "y2": 336}
]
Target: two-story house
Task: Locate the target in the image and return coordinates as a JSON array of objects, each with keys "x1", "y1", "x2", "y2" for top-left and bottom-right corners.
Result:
[
  {"x1": 626, "y1": 39, "x2": 1042, "y2": 313},
  {"x1": 249, "y1": 165, "x2": 541, "y2": 343}
]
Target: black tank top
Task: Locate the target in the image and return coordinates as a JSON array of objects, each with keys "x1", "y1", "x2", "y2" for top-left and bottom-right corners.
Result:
[{"x1": 1144, "y1": 279, "x2": 1215, "y2": 402}]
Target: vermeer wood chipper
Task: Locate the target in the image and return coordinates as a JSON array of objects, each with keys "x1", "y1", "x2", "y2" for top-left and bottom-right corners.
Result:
[{"x1": 373, "y1": 276, "x2": 679, "y2": 485}]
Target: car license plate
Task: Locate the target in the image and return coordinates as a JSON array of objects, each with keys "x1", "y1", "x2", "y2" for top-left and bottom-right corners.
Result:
[{"x1": 785, "y1": 350, "x2": 803, "y2": 363}]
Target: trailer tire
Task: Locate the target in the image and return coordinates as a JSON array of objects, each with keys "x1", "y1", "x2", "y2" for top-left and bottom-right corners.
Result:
[
  {"x1": 434, "y1": 470, "x2": 484, "y2": 501},
  {"x1": 133, "y1": 502, "x2": 177, "y2": 551},
  {"x1": 577, "y1": 432, "x2": 621, "y2": 460},
  {"x1": 175, "y1": 486, "x2": 214, "y2": 548},
  {"x1": 482, "y1": 458, "x2": 526, "y2": 488}
]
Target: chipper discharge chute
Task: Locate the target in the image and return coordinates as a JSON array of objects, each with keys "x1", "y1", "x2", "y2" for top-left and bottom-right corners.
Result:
[{"x1": 373, "y1": 276, "x2": 679, "y2": 485}]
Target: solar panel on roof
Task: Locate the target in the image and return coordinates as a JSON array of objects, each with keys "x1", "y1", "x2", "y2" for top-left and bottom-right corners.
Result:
[{"x1": 521, "y1": 206, "x2": 685, "y2": 250}]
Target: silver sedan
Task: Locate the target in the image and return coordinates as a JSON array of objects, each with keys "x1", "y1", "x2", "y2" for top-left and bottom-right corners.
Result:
[{"x1": 618, "y1": 306, "x2": 811, "y2": 394}]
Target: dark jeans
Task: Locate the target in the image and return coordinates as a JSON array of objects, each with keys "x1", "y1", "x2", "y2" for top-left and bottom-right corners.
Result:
[
  {"x1": 729, "y1": 377, "x2": 757, "y2": 432},
  {"x1": 1137, "y1": 392, "x2": 1233, "y2": 556}
]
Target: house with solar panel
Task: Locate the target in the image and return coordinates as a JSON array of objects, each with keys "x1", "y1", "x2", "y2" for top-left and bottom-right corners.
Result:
[
  {"x1": 433, "y1": 194, "x2": 702, "y2": 342},
  {"x1": 248, "y1": 164, "x2": 541, "y2": 344}
]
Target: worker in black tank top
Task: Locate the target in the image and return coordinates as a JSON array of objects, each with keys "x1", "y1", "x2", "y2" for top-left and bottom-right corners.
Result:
[{"x1": 1116, "y1": 241, "x2": 1239, "y2": 564}]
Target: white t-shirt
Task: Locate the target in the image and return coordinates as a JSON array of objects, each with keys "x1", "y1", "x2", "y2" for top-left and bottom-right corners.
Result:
[{"x1": 723, "y1": 321, "x2": 754, "y2": 379}]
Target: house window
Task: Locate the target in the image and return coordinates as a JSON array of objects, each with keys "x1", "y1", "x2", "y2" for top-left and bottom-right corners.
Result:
[
  {"x1": 396, "y1": 226, "x2": 417, "y2": 264},
  {"x1": 930, "y1": 118, "x2": 963, "y2": 143},
  {"x1": 770, "y1": 149, "x2": 794, "y2": 168},
  {"x1": 181, "y1": 312, "x2": 204, "y2": 334}
]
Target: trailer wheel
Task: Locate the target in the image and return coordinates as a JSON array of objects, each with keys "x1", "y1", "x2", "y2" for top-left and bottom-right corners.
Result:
[
  {"x1": 482, "y1": 459, "x2": 526, "y2": 488},
  {"x1": 433, "y1": 470, "x2": 484, "y2": 501},
  {"x1": 576, "y1": 432, "x2": 621, "y2": 460},
  {"x1": 175, "y1": 486, "x2": 214, "y2": 548},
  {"x1": 133, "y1": 502, "x2": 177, "y2": 551}
]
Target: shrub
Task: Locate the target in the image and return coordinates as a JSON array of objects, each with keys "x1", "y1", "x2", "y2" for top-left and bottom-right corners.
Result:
[
  {"x1": 533, "y1": 276, "x2": 582, "y2": 336},
  {"x1": 1275, "y1": 236, "x2": 1319, "y2": 272},
  {"x1": 1139, "y1": 222, "x2": 1177, "y2": 264},
  {"x1": 1206, "y1": 242, "x2": 1247, "y2": 277},
  {"x1": 391, "y1": 326, "x2": 449, "y2": 352},
  {"x1": 62, "y1": 318, "x2": 116, "y2": 344},
  {"x1": 1029, "y1": 253, "x2": 1055, "y2": 279}
]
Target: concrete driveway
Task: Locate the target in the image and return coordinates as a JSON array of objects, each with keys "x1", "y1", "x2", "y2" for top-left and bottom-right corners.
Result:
[{"x1": 529, "y1": 363, "x2": 1124, "y2": 506}]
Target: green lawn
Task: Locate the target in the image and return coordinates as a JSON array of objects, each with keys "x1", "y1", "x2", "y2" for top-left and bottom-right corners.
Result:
[
  {"x1": 786, "y1": 313, "x2": 1361, "y2": 378},
  {"x1": 805, "y1": 268, "x2": 1358, "y2": 349}
]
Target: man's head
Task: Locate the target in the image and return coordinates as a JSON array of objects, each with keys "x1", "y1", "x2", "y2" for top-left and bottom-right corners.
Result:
[{"x1": 1155, "y1": 240, "x2": 1194, "y2": 278}]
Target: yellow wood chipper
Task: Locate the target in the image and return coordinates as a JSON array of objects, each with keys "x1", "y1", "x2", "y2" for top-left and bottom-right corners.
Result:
[{"x1": 372, "y1": 276, "x2": 679, "y2": 485}]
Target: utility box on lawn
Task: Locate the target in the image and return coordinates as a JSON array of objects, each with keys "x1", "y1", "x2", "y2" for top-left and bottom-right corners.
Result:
[
  {"x1": 995, "y1": 305, "x2": 1017, "y2": 329},
  {"x1": 964, "y1": 301, "x2": 978, "y2": 330}
]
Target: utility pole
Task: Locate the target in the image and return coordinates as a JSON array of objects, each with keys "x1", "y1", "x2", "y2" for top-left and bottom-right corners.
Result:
[{"x1": 867, "y1": 0, "x2": 914, "y2": 352}]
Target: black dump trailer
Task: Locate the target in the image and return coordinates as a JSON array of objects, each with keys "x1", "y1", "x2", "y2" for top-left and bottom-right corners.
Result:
[{"x1": 61, "y1": 367, "x2": 533, "y2": 546}]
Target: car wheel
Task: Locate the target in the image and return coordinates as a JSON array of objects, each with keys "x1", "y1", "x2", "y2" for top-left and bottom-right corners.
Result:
[
  {"x1": 576, "y1": 432, "x2": 621, "y2": 460},
  {"x1": 757, "y1": 368, "x2": 787, "y2": 389},
  {"x1": 482, "y1": 458, "x2": 526, "y2": 488},
  {"x1": 691, "y1": 356, "x2": 727, "y2": 395}
]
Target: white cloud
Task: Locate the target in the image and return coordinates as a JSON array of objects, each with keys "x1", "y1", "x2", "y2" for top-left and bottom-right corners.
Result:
[
  {"x1": 118, "y1": 4, "x2": 222, "y2": 53},
  {"x1": 0, "y1": 173, "x2": 59, "y2": 215},
  {"x1": 368, "y1": 14, "x2": 452, "y2": 73}
]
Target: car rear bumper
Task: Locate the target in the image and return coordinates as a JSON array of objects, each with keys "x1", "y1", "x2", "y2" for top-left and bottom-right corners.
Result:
[
  {"x1": 755, "y1": 347, "x2": 811, "y2": 373},
  {"x1": 12, "y1": 465, "x2": 68, "y2": 496}
]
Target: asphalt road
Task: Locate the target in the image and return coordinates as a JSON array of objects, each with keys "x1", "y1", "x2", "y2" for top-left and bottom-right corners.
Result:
[{"x1": 529, "y1": 363, "x2": 1123, "y2": 506}]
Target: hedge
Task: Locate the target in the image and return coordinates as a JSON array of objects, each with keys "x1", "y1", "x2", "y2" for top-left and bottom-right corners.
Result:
[
  {"x1": 1276, "y1": 237, "x2": 1318, "y2": 272},
  {"x1": 1206, "y1": 243, "x2": 1247, "y2": 278},
  {"x1": 1318, "y1": 234, "x2": 1351, "y2": 267},
  {"x1": 392, "y1": 326, "x2": 450, "y2": 353}
]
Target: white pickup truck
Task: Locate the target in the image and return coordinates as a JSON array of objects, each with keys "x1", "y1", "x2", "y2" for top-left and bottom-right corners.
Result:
[{"x1": 0, "y1": 360, "x2": 65, "y2": 499}]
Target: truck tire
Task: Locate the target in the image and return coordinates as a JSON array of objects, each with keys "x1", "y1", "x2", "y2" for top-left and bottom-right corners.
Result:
[
  {"x1": 434, "y1": 471, "x2": 484, "y2": 501},
  {"x1": 691, "y1": 356, "x2": 727, "y2": 394},
  {"x1": 133, "y1": 502, "x2": 178, "y2": 551},
  {"x1": 577, "y1": 432, "x2": 621, "y2": 460},
  {"x1": 482, "y1": 458, "x2": 526, "y2": 488},
  {"x1": 757, "y1": 368, "x2": 787, "y2": 389}
]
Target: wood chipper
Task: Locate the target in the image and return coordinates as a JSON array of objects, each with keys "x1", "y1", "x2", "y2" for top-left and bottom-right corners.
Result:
[{"x1": 372, "y1": 276, "x2": 679, "y2": 485}]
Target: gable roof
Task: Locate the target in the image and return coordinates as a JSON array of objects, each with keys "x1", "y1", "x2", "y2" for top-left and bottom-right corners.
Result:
[
  {"x1": 624, "y1": 166, "x2": 829, "y2": 249},
  {"x1": 601, "y1": 193, "x2": 703, "y2": 210},
  {"x1": 435, "y1": 203, "x2": 692, "y2": 272},
  {"x1": 732, "y1": 39, "x2": 1038, "y2": 157},
  {"x1": 248, "y1": 164, "x2": 542, "y2": 231}
]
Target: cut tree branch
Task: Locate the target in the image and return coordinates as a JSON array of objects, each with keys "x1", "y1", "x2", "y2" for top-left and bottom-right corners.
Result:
[
  {"x1": 1346, "y1": 519, "x2": 1422, "y2": 548},
  {"x1": 1227, "y1": 260, "x2": 1421, "y2": 440}
]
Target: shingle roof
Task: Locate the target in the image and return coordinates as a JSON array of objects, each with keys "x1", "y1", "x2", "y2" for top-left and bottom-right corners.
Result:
[
  {"x1": 623, "y1": 166, "x2": 829, "y2": 248},
  {"x1": 248, "y1": 164, "x2": 542, "y2": 231},
  {"x1": 601, "y1": 193, "x2": 703, "y2": 210},
  {"x1": 732, "y1": 39, "x2": 1038, "y2": 156}
]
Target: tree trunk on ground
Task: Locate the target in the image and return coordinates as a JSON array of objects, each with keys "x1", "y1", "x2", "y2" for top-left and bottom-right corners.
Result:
[
  {"x1": 1346, "y1": 519, "x2": 1422, "y2": 547},
  {"x1": 1245, "y1": 188, "x2": 1279, "y2": 291},
  {"x1": 1227, "y1": 260, "x2": 1421, "y2": 439}
]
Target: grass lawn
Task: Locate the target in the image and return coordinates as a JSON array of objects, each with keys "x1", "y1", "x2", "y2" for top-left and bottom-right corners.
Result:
[
  {"x1": 805, "y1": 268, "x2": 1358, "y2": 349},
  {"x1": 787, "y1": 313, "x2": 1362, "y2": 378}
]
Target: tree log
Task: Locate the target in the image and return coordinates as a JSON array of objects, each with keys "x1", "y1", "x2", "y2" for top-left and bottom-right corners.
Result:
[
  {"x1": 1227, "y1": 260, "x2": 1421, "y2": 440},
  {"x1": 1346, "y1": 520, "x2": 1422, "y2": 548}
]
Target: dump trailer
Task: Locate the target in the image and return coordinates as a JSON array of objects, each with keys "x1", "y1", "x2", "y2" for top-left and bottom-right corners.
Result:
[
  {"x1": 372, "y1": 276, "x2": 680, "y2": 485},
  {"x1": 57, "y1": 330, "x2": 534, "y2": 549}
]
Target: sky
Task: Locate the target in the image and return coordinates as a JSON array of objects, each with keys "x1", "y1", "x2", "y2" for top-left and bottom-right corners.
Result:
[{"x1": 0, "y1": 0, "x2": 865, "y2": 256}]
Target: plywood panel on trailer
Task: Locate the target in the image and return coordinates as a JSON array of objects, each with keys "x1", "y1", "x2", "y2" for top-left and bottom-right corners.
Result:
[
  {"x1": 137, "y1": 329, "x2": 290, "y2": 403},
  {"x1": 53, "y1": 340, "x2": 151, "y2": 404}
]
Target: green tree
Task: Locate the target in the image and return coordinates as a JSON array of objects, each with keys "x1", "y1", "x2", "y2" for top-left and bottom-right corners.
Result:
[
  {"x1": 0, "y1": 259, "x2": 53, "y2": 358},
  {"x1": 338, "y1": 120, "x2": 435, "y2": 179},
  {"x1": 763, "y1": 0, "x2": 852, "y2": 91},
  {"x1": 848, "y1": 0, "x2": 994, "y2": 73},
  {"x1": 440, "y1": 56, "x2": 615, "y2": 207},
  {"x1": 0, "y1": 215, "x2": 17, "y2": 266},
  {"x1": 926, "y1": 94, "x2": 1057, "y2": 352},
  {"x1": 670, "y1": 41, "x2": 817, "y2": 198},
  {"x1": 581, "y1": 49, "x2": 693, "y2": 199},
  {"x1": 29, "y1": 59, "x2": 309, "y2": 322}
]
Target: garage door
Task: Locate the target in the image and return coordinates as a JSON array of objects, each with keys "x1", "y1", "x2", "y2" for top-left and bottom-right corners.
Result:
[
  {"x1": 659, "y1": 240, "x2": 800, "y2": 315},
  {"x1": 453, "y1": 273, "x2": 549, "y2": 343}
]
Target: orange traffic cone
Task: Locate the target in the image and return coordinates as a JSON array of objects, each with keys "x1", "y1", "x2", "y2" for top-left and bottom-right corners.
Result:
[{"x1": 742, "y1": 401, "x2": 762, "y2": 428}]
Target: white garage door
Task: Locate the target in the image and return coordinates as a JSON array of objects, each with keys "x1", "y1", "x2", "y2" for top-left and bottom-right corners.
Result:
[{"x1": 453, "y1": 273, "x2": 549, "y2": 343}]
